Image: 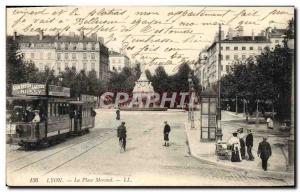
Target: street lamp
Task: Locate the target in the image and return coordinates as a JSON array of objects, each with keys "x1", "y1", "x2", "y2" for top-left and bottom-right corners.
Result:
[{"x1": 188, "y1": 72, "x2": 195, "y2": 129}]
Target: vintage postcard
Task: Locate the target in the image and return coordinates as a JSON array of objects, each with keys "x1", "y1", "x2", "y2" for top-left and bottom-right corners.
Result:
[{"x1": 5, "y1": 6, "x2": 295, "y2": 187}]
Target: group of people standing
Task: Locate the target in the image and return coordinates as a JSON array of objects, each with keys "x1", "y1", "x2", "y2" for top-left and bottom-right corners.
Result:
[{"x1": 228, "y1": 128, "x2": 272, "y2": 171}]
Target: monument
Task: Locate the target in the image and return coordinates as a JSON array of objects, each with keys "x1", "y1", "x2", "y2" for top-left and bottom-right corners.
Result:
[{"x1": 121, "y1": 61, "x2": 167, "y2": 111}]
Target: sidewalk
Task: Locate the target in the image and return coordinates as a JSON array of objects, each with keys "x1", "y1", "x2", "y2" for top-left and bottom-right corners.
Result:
[{"x1": 185, "y1": 110, "x2": 294, "y2": 183}]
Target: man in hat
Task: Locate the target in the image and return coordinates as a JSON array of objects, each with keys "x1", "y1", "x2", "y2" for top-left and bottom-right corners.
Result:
[
  {"x1": 163, "y1": 121, "x2": 171, "y2": 147},
  {"x1": 246, "y1": 129, "x2": 254, "y2": 161},
  {"x1": 32, "y1": 110, "x2": 41, "y2": 138},
  {"x1": 257, "y1": 137, "x2": 272, "y2": 171},
  {"x1": 117, "y1": 121, "x2": 127, "y2": 151}
]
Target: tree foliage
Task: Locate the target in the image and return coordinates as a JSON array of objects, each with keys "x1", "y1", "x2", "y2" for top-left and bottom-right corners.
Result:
[{"x1": 221, "y1": 45, "x2": 292, "y2": 121}]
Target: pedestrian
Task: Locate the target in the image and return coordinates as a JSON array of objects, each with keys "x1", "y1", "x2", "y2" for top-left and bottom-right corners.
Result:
[
  {"x1": 238, "y1": 130, "x2": 246, "y2": 160},
  {"x1": 266, "y1": 117, "x2": 274, "y2": 129},
  {"x1": 117, "y1": 121, "x2": 127, "y2": 151},
  {"x1": 228, "y1": 132, "x2": 241, "y2": 162},
  {"x1": 32, "y1": 110, "x2": 41, "y2": 138},
  {"x1": 257, "y1": 137, "x2": 272, "y2": 171},
  {"x1": 25, "y1": 106, "x2": 35, "y2": 122},
  {"x1": 116, "y1": 107, "x2": 120, "y2": 120},
  {"x1": 163, "y1": 121, "x2": 171, "y2": 147},
  {"x1": 245, "y1": 129, "x2": 254, "y2": 161}
]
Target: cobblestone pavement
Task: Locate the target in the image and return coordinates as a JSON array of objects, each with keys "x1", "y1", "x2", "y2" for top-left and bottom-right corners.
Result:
[{"x1": 6, "y1": 109, "x2": 289, "y2": 186}]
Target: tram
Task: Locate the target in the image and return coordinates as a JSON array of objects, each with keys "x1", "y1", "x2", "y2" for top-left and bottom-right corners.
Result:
[{"x1": 6, "y1": 83, "x2": 96, "y2": 148}]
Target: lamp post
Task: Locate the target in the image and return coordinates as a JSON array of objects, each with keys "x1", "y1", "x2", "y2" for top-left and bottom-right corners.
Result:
[
  {"x1": 188, "y1": 72, "x2": 195, "y2": 129},
  {"x1": 216, "y1": 23, "x2": 223, "y2": 141}
]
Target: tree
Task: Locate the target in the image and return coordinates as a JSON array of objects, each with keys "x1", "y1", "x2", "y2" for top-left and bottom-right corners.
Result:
[{"x1": 6, "y1": 38, "x2": 28, "y2": 95}]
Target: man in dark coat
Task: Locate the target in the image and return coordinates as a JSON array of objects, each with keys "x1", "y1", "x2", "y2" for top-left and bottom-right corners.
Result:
[
  {"x1": 117, "y1": 122, "x2": 127, "y2": 151},
  {"x1": 163, "y1": 121, "x2": 171, "y2": 147},
  {"x1": 246, "y1": 129, "x2": 254, "y2": 161},
  {"x1": 116, "y1": 108, "x2": 120, "y2": 120},
  {"x1": 257, "y1": 137, "x2": 272, "y2": 171}
]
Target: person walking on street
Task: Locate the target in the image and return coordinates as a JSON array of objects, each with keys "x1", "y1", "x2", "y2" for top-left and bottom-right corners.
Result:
[
  {"x1": 246, "y1": 129, "x2": 254, "y2": 161},
  {"x1": 238, "y1": 129, "x2": 246, "y2": 160},
  {"x1": 163, "y1": 121, "x2": 171, "y2": 147},
  {"x1": 116, "y1": 107, "x2": 120, "y2": 120},
  {"x1": 117, "y1": 121, "x2": 127, "y2": 151},
  {"x1": 257, "y1": 137, "x2": 272, "y2": 171},
  {"x1": 228, "y1": 132, "x2": 241, "y2": 162}
]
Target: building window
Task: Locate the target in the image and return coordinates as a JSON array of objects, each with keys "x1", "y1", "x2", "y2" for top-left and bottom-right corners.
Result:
[
  {"x1": 73, "y1": 44, "x2": 77, "y2": 50},
  {"x1": 65, "y1": 53, "x2": 68, "y2": 60},
  {"x1": 91, "y1": 63, "x2": 95, "y2": 70},
  {"x1": 258, "y1": 46, "x2": 262, "y2": 51},
  {"x1": 234, "y1": 55, "x2": 238, "y2": 60},
  {"x1": 234, "y1": 46, "x2": 238, "y2": 50},
  {"x1": 220, "y1": 46, "x2": 223, "y2": 50},
  {"x1": 57, "y1": 53, "x2": 61, "y2": 60},
  {"x1": 72, "y1": 62, "x2": 76, "y2": 68},
  {"x1": 242, "y1": 55, "x2": 246, "y2": 60},
  {"x1": 65, "y1": 43, "x2": 69, "y2": 50},
  {"x1": 31, "y1": 52, "x2": 35, "y2": 59},
  {"x1": 40, "y1": 52, "x2": 43, "y2": 59},
  {"x1": 249, "y1": 46, "x2": 253, "y2": 50},
  {"x1": 83, "y1": 43, "x2": 86, "y2": 50},
  {"x1": 226, "y1": 55, "x2": 230, "y2": 60},
  {"x1": 64, "y1": 62, "x2": 68, "y2": 69},
  {"x1": 47, "y1": 52, "x2": 51, "y2": 59},
  {"x1": 83, "y1": 53, "x2": 87, "y2": 60},
  {"x1": 91, "y1": 53, "x2": 95, "y2": 60},
  {"x1": 83, "y1": 62, "x2": 87, "y2": 70},
  {"x1": 275, "y1": 40, "x2": 279, "y2": 43},
  {"x1": 72, "y1": 53, "x2": 76, "y2": 60},
  {"x1": 242, "y1": 47, "x2": 246, "y2": 50},
  {"x1": 226, "y1": 47, "x2": 230, "y2": 51},
  {"x1": 91, "y1": 43, "x2": 95, "y2": 50}
]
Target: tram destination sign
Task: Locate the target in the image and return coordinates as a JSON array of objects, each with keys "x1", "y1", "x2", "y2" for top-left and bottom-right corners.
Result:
[{"x1": 12, "y1": 83, "x2": 46, "y2": 96}]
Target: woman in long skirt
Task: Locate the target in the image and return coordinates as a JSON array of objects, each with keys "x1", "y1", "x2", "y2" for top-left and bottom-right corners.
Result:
[{"x1": 228, "y1": 132, "x2": 242, "y2": 162}]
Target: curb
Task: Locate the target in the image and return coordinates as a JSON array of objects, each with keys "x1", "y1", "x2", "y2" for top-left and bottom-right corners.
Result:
[{"x1": 184, "y1": 122, "x2": 294, "y2": 181}]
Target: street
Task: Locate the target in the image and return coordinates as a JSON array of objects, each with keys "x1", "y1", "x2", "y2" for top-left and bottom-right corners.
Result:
[{"x1": 6, "y1": 109, "x2": 289, "y2": 186}]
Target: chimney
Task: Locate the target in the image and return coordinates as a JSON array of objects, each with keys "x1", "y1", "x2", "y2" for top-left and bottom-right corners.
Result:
[
  {"x1": 98, "y1": 37, "x2": 104, "y2": 44},
  {"x1": 80, "y1": 30, "x2": 84, "y2": 40},
  {"x1": 91, "y1": 33, "x2": 97, "y2": 41},
  {"x1": 251, "y1": 29, "x2": 255, "y2": 41},
  {"x1": 55, "y1": 32, "x2": 60, "y2": 40},
  {"x1": 39, "y1": 30, "x2": 44, "y2": 40},
  {"x1": 13, "y1": 31, "x2": 17, "y2": 41},
  {"x1": 227, "y1": 28, "x2": 233, "y2": 40}
]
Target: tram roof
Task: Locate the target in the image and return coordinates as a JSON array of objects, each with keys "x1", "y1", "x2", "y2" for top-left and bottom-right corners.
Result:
[{"x1": 7, "y1": 96, "x2": 48, "y2": 101}]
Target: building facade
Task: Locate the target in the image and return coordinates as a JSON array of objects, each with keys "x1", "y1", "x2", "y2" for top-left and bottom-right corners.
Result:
[
  {"x1": 12, "y1": 31, "x2": 109, "y2": 81},
  {"x1": 197, "y1": 27, "x2": 286, "y2": 88},
  {"x1": 108, "y1": 50, "x2": 130, "y2": 72}
]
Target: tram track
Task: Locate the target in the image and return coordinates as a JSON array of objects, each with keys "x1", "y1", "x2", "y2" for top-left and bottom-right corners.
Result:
[{"x1": 8, "y1": 128, "x2": 116, "y2": 173}]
